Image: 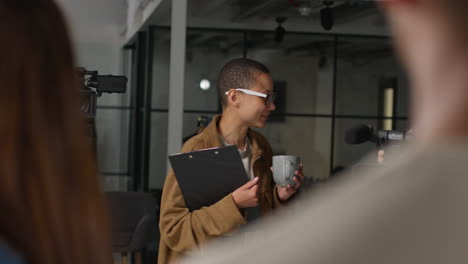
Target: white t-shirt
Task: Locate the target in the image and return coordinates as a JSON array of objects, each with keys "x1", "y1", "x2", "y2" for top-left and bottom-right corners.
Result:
[
  {"x1": 220, "y1": 135, "x2": 260, "y2": 222},
  {"x1": 221, "y1": 136, "x2": 254, "y2": 179}
]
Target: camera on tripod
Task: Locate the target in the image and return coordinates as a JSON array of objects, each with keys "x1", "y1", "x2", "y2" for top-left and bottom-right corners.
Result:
[
  {"x1": 76, "y1": 67, "x2": 127, "y2": 120},
  {"x1": 76, "y1": 67, "x2": 127, "y2": 144}
]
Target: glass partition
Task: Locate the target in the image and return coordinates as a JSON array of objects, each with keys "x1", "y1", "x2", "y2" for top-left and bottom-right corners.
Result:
[
  {"x1": 149, "y1": 112, "x2": 169, "y2": 189},
  {"x1": 246, "y1": 32, "x2": 335, "y2": 115},
  {"x1": 184, "y1": 30, "x2": 244, "y2": 112},
  {"x1": 256, "y1": 116, "x2": 332, "y2": 180},
  {"x1": 144, "y1": 27, "x2": 409, "y2": 188},
  {"x1": 335, "y1": 36, "x2": 407, "y2": 118}
]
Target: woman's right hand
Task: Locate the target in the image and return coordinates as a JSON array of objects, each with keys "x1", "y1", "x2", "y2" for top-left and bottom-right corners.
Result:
[{"x1": 232, "y1": 177, "x2": 259, "y2": 208}]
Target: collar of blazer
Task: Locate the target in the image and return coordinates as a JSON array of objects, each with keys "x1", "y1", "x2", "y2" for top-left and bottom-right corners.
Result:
[{"x1": 201, "y1": 114, "x2": 264, "y2": 158}]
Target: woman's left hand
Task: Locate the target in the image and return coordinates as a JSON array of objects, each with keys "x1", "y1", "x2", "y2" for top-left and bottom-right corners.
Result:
[{"x1": 276, "y1": 163, "x2": 304, "y2": 202}]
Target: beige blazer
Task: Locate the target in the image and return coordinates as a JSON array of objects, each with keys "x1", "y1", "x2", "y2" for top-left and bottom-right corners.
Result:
[{"x1": 158, "y1": 115, "x2": 282, "y2": 264}]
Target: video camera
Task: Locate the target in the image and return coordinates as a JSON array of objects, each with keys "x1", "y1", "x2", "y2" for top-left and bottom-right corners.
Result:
[
  {"x1": 76, "y1": 67, "x2": 127, "y2": 120},
  {"x1": 76, "y1": 67, "x2": 127, "y2": 144}
]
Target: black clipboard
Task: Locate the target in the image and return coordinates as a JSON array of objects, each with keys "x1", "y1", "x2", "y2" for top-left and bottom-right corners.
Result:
[{"x1": 168, "y1": 145, "x2": 249, "y2": 211}]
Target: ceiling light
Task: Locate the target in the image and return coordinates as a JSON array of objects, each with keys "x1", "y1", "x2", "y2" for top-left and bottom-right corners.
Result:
[
  {"x1": 200, "y1": 79, "x2": 211, "y2": 91},
  {"x1": 298, "y1": 4, "x2": 312, "y2": 16},
  {"x1": 275, "y1": 17, "x2": 287, "y2": 43},
  {"x1": 320, "y1": 1, "x2": 334, "y2": 31}
]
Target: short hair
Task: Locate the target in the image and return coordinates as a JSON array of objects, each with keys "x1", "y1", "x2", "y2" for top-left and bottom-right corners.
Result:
[{"x1": 217, "y1": 58, "x2": 270, "y2": 107}]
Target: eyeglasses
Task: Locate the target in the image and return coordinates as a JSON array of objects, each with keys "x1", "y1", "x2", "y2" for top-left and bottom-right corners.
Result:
[{"x1": 225, "y1": 88, "x2": 276, "y2": 105}]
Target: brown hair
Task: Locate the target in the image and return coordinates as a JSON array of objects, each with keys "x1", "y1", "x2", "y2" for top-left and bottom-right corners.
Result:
[
  {"x1": 217, "y1": 58, "x2": 270, "y2": 107},
  {"x1": 0, "y1": 0, "x2": 112, "y2": 263},
  {"x1": 442, "y1": 1, "x2": 468, "y2": 37}
]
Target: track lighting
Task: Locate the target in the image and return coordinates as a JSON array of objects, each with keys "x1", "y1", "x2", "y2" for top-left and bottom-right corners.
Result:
[
  {"x1": 320, "y1": 1, "x2": 334, "y2": 31},
  {"x1": 275, "y1": 17, "x2": 287, "y2": 43}
]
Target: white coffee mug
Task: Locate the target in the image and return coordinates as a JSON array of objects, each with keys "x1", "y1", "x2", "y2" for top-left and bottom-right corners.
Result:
[{"x1": 272, "y1": 155, "x2": 301, "y2": 187}]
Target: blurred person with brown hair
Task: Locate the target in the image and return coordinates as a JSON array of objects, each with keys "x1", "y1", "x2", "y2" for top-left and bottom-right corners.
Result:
[
  {"x1": 180, "y1": 0, "x2": 468, "y2": 263},
  {"x1": 0, "y1": 0, "x2": 112, "y2": 263}
]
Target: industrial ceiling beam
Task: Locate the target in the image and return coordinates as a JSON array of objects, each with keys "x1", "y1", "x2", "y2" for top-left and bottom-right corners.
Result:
[
  {"x1": 190, "y1": 0, "x2": 235, "y2": 17},
  {"x1": 232, "y1": 0, "x2": 278, "y2": 21}
]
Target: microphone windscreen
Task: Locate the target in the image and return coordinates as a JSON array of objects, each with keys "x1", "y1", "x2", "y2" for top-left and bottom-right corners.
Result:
[{"x1": 344, "y1": 124, "x2": 373, "y2": 144}]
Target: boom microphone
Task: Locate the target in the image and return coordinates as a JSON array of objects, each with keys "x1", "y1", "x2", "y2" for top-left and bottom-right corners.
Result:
[
  {"x1": 344, "y1": 124, "x2": 373, "y2": 144},
  {"x1": 344, "y1": 124, "x2": 409, "y2": 147}
]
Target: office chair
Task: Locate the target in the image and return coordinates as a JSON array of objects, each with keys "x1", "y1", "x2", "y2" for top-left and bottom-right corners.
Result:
[{"x1": 106, "y1": 192, "x2": 159, "y2": 264}]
